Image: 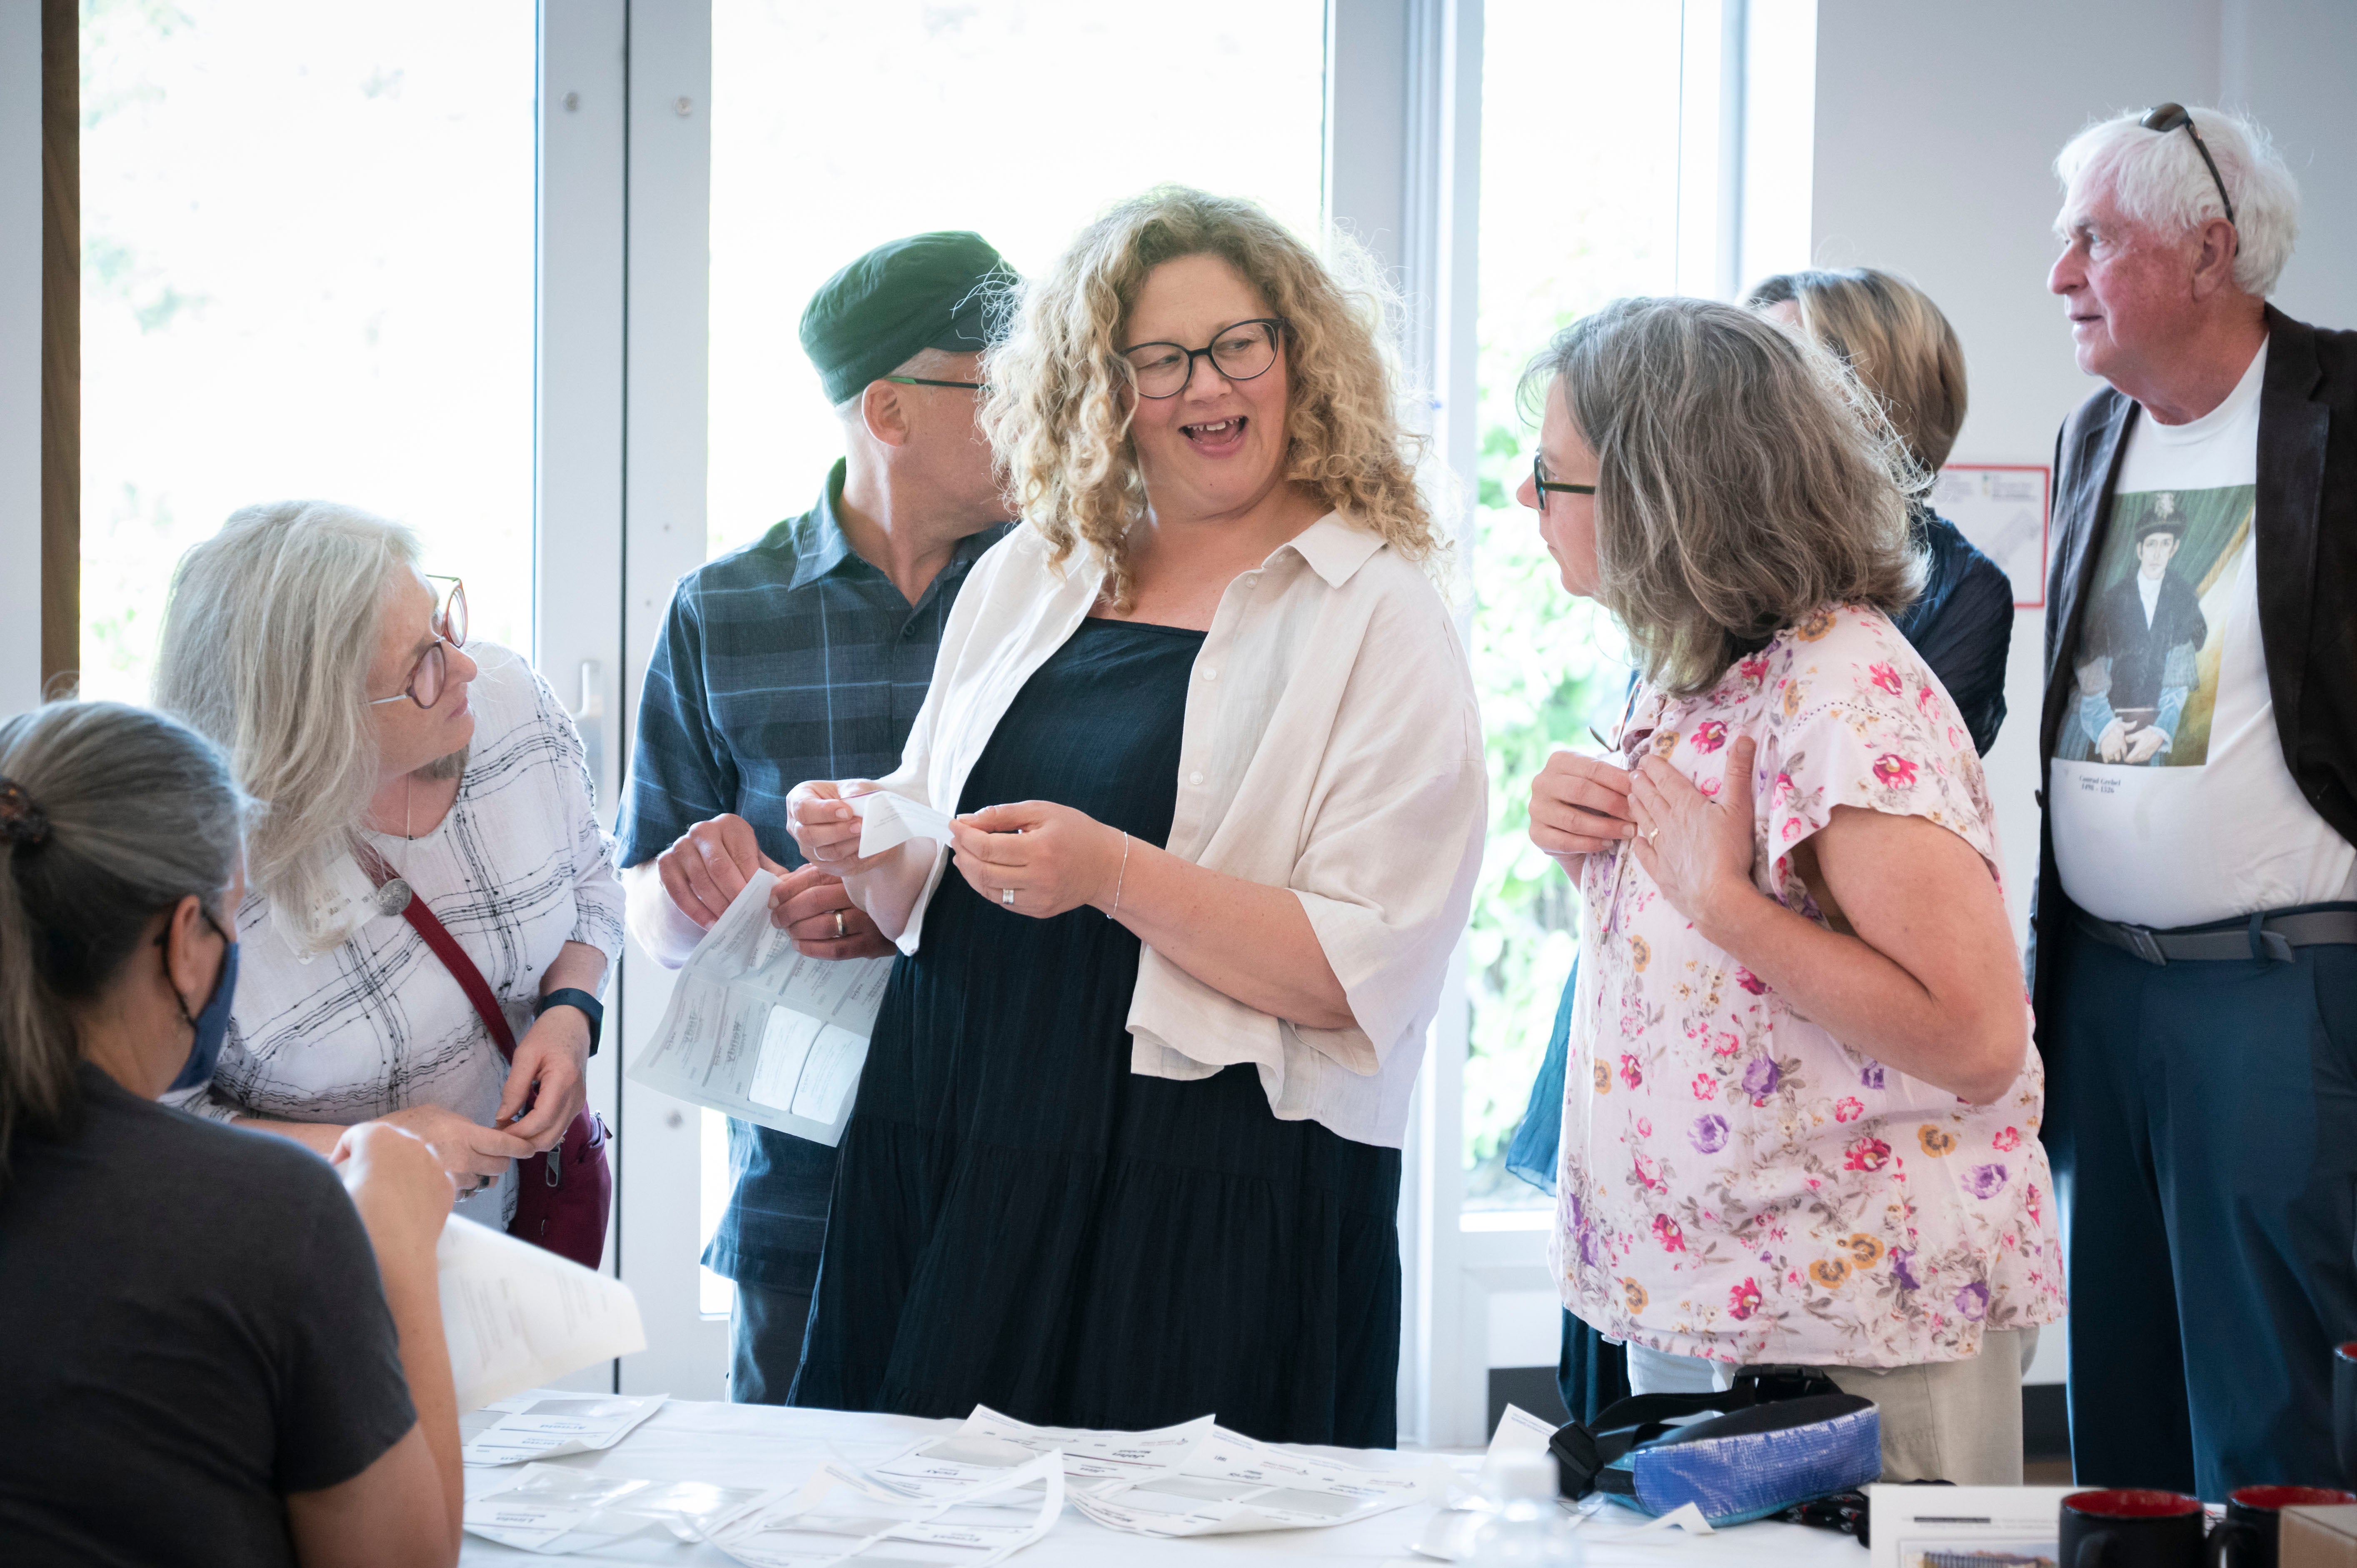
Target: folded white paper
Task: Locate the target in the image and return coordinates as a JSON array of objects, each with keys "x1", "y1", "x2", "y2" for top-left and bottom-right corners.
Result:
[
  {"x1": 466, "y1": 1463, "x2": 766, "y2": 1554},
  {"x1": 703, "y1": 1447, "x2": 1065, "y2": 1567},
  {"x1": 870, "y1": 1406, "x2": 1215, "y2": 1499},
  {"x1": 1069, "y1": 1423, "x2": 1446, "y2": 1537},
  {"x1": 461, "y1": 1391, "x2": 666, "y2": 1466},
  {"x1": 850, "y1": 791, "x2": 955, "y2": 858},
  {"x1": 627, "y1": 870, "x2": 894, "y2": 1146},
  {"x1": 437, "y1": 1216, "x2": 646, "y2": 1411}
]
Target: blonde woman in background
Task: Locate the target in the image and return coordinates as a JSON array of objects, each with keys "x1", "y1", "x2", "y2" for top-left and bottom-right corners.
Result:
[
  {"x1": 1746, "y1": 267, "x2": 2013, "y2": 753},
  {"x1": 782, "y1": 187, "x2": 1485, "y2": 1446},
  {"x1": 152, "y1": 502, "x2": 622, "y2": 1230}
]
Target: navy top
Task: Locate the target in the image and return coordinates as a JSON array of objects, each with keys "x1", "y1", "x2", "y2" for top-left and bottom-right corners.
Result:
[
  {"x1": 1891, "y1": 506, "x2": 2014, "y2": 758},
  {"x1": 616, "y1": 462, "x2": 1008, "y2": 1293},
  {"x1": 793, "y1": 619, "x2": 1403, "y2": 1446}
]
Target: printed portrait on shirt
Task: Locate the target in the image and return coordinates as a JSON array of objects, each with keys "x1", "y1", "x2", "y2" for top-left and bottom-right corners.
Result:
[{"x1": 2059, "y1": 485, "x2": 2253, "y2": 769}]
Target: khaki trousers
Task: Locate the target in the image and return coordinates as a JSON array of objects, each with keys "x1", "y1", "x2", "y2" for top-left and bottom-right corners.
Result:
[{"x1": 1622, "y1": 1328, "x2": 2033, "y2": 1485}]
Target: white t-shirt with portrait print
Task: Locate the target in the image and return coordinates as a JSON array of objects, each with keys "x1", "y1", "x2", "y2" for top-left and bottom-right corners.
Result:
[{"x1": 2050, "y1": 340, "x2": 2357, "y2": 928}]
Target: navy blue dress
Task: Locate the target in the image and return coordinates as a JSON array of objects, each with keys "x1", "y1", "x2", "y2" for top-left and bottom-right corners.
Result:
[{"x1": 791, "y1": 617, "x2": 1403, "y2": 1447}]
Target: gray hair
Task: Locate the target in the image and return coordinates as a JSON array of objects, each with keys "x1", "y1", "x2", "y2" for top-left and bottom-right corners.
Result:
[
  {"x1": 153, "y1": 500, "x2": 421, "y2": 956},
  {"x1": 1522, "y1": 296, "x2": 1924, "y2": 697},
  {"x1": 2055, "y1": 106, "x2": 2300, "y2": 297},
  {"x1": 0, "y1": 702, "x2": 248, "y2": 1183}
]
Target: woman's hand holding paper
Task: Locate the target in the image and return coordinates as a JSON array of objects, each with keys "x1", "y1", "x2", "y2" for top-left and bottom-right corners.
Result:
[
  {"x1": 786, "y1": 778, "x2": 899, "y2": 875},
  {"x1": 949, "y1": 801, "x2": 1126, "y2": 919},
  {"x1": 769, "y1": 863, "x2": 895, "y2": 959}
]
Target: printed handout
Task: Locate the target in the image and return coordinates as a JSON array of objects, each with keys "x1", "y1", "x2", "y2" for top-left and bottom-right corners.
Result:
[
  {"x1": 869, "y1": 1406, "x2": 1216, "y2": 1499},
  {"x1": 627, "y1": 870, "x2": 894, "y2": 1146},
  {"x1": 437, "y1": 1216, "x2": 646, "y2": 1411},
  {"x1": 1069, "y1": 1423, "x2": 1447, "y2": 1537},
  {"x1": 461, "y1": 1391, "x2": 667, "y2": 1466},
  {"x1": 702, "y1": 1448, "x2": 1066, "y2": 1568},
  {"x1": 850, "y1": 791, "x2": 956, "y2": 858},
  {"x1": 1868, "y1": 1485, "x2": 2076, "y2": 1568},
  {"x1": 465, "y1": 1463, "x2": 765, "y2": 1554}
]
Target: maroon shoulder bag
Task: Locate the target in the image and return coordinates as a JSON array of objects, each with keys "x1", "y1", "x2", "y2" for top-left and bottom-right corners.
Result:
[{"x1": 356, "y1": 846, "x2": 612, "y2": 1270}]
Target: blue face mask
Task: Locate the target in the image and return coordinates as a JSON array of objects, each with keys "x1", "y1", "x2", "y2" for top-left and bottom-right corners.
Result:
[{"x1": 166, "y1": 910, "x2": 239, "y2": 1094}]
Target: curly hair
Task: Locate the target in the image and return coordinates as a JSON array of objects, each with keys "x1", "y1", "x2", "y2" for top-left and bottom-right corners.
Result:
[
  {"x1": 979, "y1": 186, "x2": 1436, "y2": 605},
  {"x1": 1521, "y1": 296, "x2": 1925, "y2": 697}
]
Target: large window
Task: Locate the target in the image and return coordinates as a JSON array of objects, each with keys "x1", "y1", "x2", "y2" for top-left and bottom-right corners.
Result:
[
  {"x1": 699, "y1": 0, "x2": 1330, "y2": 1308},
  {"x1": 78, "y1": 0, "x2": 537, "y2": 702},
  {"x1": 1461, "y1": 0, "x2": 1685, "y2": 1206}
]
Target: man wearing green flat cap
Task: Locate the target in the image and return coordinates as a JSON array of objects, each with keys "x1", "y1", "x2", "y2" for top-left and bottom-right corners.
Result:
[{"x1": 615, "y1": 231, "x2": 1016, "y2": 1401}]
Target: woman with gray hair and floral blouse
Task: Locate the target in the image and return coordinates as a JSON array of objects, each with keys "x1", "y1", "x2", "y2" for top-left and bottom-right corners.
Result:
[
  {"x1": 1523, "y1": 297, "x2": 2062, "y2": 1483},
  {"x1": 152, "y1": 501, "x2": 622, "y2": 1232}
]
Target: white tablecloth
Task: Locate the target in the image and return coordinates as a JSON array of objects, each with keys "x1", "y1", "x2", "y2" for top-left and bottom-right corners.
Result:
[{"x1": 455, "y1": 1396, "x2": 1869, "y2": 1566}]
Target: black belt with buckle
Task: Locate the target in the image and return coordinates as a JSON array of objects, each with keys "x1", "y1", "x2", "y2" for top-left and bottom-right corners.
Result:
[{"x1": 2074, "y1": 904, "x2": 2357, "y2": 966}]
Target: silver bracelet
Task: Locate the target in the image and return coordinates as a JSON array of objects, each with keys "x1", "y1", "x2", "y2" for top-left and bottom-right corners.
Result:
[{"x1": 1112, "y1": 831, "x2": 1131, "y2": 913}]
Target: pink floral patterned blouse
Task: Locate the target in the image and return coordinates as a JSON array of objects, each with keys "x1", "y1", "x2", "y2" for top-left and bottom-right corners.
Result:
[{"x1": 1552, "y1": 604, "x2": 2065, "y2": 1368}]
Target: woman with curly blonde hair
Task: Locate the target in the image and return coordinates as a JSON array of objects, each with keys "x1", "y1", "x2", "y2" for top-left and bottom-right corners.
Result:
[{"x1": 783, "y1": 187, "x2": 1484, "y2": 1444}]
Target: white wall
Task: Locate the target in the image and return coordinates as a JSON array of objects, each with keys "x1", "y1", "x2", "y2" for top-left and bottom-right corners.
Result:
[
  {"x1": 0, "y1": 0, "x2": 42, "y2": 718},
  {"x1": 1809, "y1": 0, "x2": 2357, "y2": 1391}
]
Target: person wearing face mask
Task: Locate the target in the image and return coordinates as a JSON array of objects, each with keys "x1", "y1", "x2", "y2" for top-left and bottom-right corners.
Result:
[
  {"x1": 0, "y1": 701, "x2": 464, "y2": 1568},
  {"x1": 151, "y1": 500, "x2": 623, "y2": 1240},
  {"x1": 782, "y1": 188, "x2": 1486, "y2": 1446}
]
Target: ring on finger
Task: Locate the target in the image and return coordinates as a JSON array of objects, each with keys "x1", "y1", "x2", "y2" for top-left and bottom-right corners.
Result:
[
  {"x1": 833, "y1": 909, "x2": 847, "y2": 939},
  {"x1": 1645, "y1": 826, "x2": 1660, "y2": 845},
  {"x1": 1001, "y1": 886, "x2": 1017, "y2": 906}
]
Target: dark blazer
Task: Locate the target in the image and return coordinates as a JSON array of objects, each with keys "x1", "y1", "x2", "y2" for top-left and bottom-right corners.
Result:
[{"x1": 2029, "y1": 305, "x2": 2357, "y2": 1042}]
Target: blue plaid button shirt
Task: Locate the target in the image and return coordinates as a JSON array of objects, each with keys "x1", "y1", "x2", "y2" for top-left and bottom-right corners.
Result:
[{"x1": 617, "y1": 460, "x2": 1008, "y2": 1294}]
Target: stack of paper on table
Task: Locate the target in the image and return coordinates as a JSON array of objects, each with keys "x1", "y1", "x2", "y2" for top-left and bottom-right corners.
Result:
[
  {"x1": 868, "y1": 1407, "x2": 1215, "y2": 1498},
  {"x1": 462, "y1": 1391, "x2": 667, "y2": 1466},
  {"x1": 1068, "y1": 1423, "x2": 1448, "y2": 1537},
  {"x1": 627, "y1": 870, "x2": 894, "y2": 1146},
  {"x1": 700, "y1": 1448, "x2": 1066, "y2": 1567},
  {"x1": 465, "y1": 1463, "x2": 767, "y2": 1555},
  {"x1": 437, "y1": 1216, "x2": 646, "y2": 1411}
]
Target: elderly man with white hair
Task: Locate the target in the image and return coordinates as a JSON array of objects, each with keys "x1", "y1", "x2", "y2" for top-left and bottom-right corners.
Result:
[{"x1": 2036, "y1": 103, "x2": 2357, "y2": 1494}]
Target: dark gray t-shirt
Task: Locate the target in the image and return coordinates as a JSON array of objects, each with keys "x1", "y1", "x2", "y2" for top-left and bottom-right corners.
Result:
[{"x1": 0, "y1": 1064, "x2": 417, "y2": 1566}]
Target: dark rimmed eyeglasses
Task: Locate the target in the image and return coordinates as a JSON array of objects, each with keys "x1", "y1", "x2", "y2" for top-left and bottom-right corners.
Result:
[
  {"x1": 2141, "y1": 102, "x2": 2237, "y2": 226},
  {"x1": 1533, "y1": 454, "x2": 1596, "y2": 514},
  {"x1": 368, "y1": 574, "x2": 468, "y2": 710},
  {"x1": 1117, "y1": 318, "x2": 1285, "y2": 399},
  {"x1": 881, "y1": 375, "x2": 988, "y2": 392}
]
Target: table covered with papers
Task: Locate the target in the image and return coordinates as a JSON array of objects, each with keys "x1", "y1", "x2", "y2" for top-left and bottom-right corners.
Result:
[{"x1": 454, "y1": 1394, "x2": 1874, "y2": 1567}]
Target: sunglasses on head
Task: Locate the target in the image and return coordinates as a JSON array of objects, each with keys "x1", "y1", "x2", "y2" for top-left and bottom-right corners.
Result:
[{"x1": 2140, "y1": 102, "x2": 2237, "y2": 226}]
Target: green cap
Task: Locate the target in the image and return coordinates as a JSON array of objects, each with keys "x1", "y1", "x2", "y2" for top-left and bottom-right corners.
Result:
[{"x1": 799, "y1": 231, "x2": 1016, "y2": 406}]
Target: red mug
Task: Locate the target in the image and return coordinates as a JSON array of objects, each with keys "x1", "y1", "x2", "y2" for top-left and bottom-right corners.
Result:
[
  {"x1": 2060, "y1": 1491, "x2": 2210, "y2": 1568},
  {"x1": 2211, "y1": 1484, "x2": 2357, "y2": 1568}
]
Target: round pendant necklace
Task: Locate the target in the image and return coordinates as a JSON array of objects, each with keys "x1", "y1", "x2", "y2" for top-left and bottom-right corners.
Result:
[{"x1": 372, "y1": 773, "x2": 414, "y2": 917}]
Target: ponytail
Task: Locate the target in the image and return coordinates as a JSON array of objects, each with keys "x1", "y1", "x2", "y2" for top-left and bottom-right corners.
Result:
[{"x1": 0, "y1": 703, "x2": 247, "y2": 1184}]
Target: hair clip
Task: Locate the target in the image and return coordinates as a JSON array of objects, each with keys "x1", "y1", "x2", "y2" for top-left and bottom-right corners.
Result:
[{"x1": 0, "y1": 777, "x2": 50, "y2": 846}]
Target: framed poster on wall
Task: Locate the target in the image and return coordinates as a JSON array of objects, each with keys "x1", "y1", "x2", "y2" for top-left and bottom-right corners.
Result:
[{"x1": 1934, "y1": 463, "x2": 2051, "y2": 609}]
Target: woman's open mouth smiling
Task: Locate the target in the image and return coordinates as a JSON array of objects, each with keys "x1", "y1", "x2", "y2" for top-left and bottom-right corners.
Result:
[{"x1": 1180, "y1": 415, "x2": 1249, "y2": 454}]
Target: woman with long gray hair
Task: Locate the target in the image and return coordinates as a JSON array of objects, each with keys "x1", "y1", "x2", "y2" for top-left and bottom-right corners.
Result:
[
  {"x1": 0, "y1": 701, "x2": 462, "y2": 1566},
  {"x1": 1523, "y1": 297, "x2": 2062, "y2": 1482},
  {"x1": 152, "y1": 501, "x2": 624, "y2": 1230}
]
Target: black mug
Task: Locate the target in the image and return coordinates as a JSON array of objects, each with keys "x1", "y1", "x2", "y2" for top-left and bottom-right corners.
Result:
[
  {"x1": 2209, "y1": 1485, "x2": 2357, "y2": 1568},
  {"x1": 2335, "y1": 1341, "x2": 2357, "y2": 1488},
  {"x1": 2060, "y1": 1490, "x2": 2210, "y2": 1568}
]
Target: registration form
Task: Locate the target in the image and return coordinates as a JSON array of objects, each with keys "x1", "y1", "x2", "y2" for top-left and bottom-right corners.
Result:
[
  {"x1": 627, "y1": 870, "x2": 894, "y2": 1146},
  {"x1": 461, "y1": 1391, "x2": 667, "y2": 1466},
  {"x1": 1067, "y1": 1424, "x2": 1447, "y2": 1537},
  {"x1": 702, "y1": 1448, "x2": 1065, "y2": 1568},
  {"x1": 437, "y1": 1216, "x2": 646, "y2": 1411},
  {"x1": 869, "y1": 1407, "x2": 1215, "y2": 1499}
]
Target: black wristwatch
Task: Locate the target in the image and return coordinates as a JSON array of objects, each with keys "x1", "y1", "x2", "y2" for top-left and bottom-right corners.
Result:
[{"x1": 533, "y1": 987, "x2": 604, "y2": 1056}]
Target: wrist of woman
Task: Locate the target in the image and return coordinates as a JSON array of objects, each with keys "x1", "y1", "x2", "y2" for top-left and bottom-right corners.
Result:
[
  {"x1": 1692, "y1": 872, "x2": 1770, "y2": 951},
  {"x1": 1088, "y1": 821, "x2": 1133, "y2": 914}
]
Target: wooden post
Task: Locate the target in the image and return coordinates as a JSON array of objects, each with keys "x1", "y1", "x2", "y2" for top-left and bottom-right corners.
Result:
[{"x1": 40, "y1": 0, "x2": 77, "y2": 698}]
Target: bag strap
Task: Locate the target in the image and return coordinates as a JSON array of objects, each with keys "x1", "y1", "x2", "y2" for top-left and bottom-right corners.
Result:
[
  {"x1": 1548, "y1": 1368, "x2": 1846, "y2": 1498},
  {"x1": 353, "y1": 842, "x2": 518, "y2": 1061}
]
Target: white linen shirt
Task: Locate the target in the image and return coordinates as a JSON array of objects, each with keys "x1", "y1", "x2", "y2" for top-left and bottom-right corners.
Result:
[
  {"x1": 848, "y1": 514, "x2": 1486, "y2": 1150},
  {"x1": 168, "y1": 647, "x2": 626, "y2": 1225}
]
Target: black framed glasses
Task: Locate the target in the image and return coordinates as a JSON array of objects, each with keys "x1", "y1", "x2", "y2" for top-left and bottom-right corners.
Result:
[
  {"x1": 1118, "y1": 318, "x2": 1284, "y2": 399},
  {"x1": 369, "y1": 575, "x2": 468, "y2": 710},
  {"x1": 2141, "y1": 102, "x2": 2237, "y2": 226},
  {"x1": 881, "y1": 375, "x2": 987, "y2": 392},
  {"x1": 1533, "y1": 454, "x2": 1596, "y2": 514}
]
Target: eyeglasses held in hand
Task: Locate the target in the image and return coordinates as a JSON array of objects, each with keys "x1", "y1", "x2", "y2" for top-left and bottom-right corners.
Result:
[
  {"x1": 1117, "y1": 318, "x2": 1285, "y2": 399},
  {"x1": 2140, "y1": 102, "x2": 2237, "y2": 226},
  {"x1": 368, "y1": 575, "x2": 468, "y2": 710},
  {"x1": 1534, "y1": 454, "x2": 1597, "y2": 514}
]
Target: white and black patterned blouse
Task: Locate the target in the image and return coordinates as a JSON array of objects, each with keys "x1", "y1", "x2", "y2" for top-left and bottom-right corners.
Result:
[{"x1": 170, "y1": 645, "x2": 626, "y2": 1226}]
